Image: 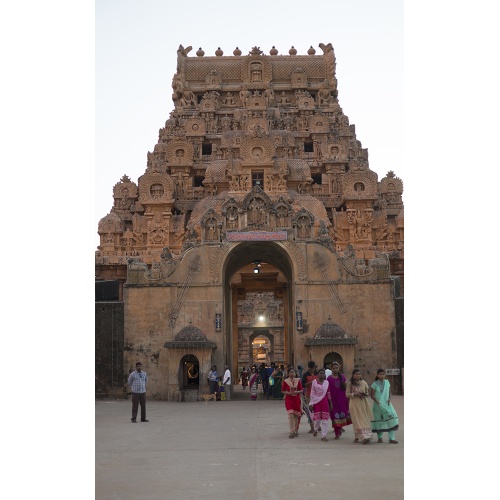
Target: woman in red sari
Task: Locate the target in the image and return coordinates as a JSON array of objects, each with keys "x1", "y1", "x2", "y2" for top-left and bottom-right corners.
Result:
[
  {"x1": 281, "y1": 367, "x2": 303, "y2": 438},
  {"x1": 327, "y1": 362, "x2": 352, "y2": 439}
]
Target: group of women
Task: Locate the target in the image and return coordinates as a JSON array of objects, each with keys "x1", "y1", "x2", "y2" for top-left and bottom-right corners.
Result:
[
  {"x1": 282, "y1": 363, "x2": 399, "y2": 444},
  {"x1": 240, "y1": 364, "x2": 287, "y2": 400}
]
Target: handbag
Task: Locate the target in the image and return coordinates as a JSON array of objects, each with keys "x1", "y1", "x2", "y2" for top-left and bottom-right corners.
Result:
[{"x1": 269, "y1": 375, "x2": 274, "y2": 386}]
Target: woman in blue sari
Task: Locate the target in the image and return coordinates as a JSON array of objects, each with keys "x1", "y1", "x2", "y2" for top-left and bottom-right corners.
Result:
[{"x1": 370, "y1": 368, "x2": 399, "y2": 443}]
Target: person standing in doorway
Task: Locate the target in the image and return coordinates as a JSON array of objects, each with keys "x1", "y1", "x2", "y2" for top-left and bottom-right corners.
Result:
[
  {"x1": 325, "y1": 364, "x2": 333, "y2": 378},
  {"x1": 207, "y1": 365, "x2": 219, "y2": 397},
  {"x1": 128, "y1": 362, "x2": 149, "y2": 423},
  {"x1": 223, "y1": 365, "x2": 232, "y2": 401}
]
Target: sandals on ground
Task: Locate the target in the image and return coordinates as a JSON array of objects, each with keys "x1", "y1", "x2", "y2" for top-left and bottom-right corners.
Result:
[
  {"x1": 390, "y1": 440, "x2": 398, "y2": 444},
  {"x1": 313, "y1": 431, "x2": 317, "y2": 437},
  {"x1": 321, "y1": 437, "x2": 328, "y2": 442},
  {"x1": 362, "y1": 438, "x2": 370, "y2": 444},
  {"x1": 289, "y1": 432, "x2": 295, "y2": 438}
]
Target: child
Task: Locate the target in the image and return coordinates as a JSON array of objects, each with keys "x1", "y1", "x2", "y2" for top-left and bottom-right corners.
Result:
[
  {"x1": 370, "y1": 368, "x2": 399, "y2": 444},
  {"x1": 346, "y1": 369, "x2": 373, "y2": 444},
  {"x1": 308, "y1": 368, "x2": 333, "y2": 442}
]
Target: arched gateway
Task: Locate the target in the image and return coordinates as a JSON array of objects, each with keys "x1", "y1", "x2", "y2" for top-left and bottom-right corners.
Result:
[{"x1": 95, "y1": 43, "x2": 404, "y2": 400}]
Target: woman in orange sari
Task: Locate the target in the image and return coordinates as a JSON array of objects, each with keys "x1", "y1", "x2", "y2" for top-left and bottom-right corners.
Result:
[{"x1": 281, "y1": 367, "x2": 303, "y2": 438}]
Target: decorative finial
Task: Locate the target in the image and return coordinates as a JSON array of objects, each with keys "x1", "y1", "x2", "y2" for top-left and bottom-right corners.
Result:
[
  {"x1": 196, "y1": 47, "x2": 205, "y2": 57},
  {"x1": 233, "y1": 47, "x2": 242, "y2": 56},
  {"x1": 215, "y1": 47, "x2": 223, "y2": 56},
  {"x1": 249, "y1": 46, "x2": 263, "y2": 55},
  {"x1": 270, "y1": 46, "x2": 278, "y2": 56},
  {"x1": 307, "y1": 45, "x2": 316, "y2": 55},
  {"x1": 289, "y1": 46, "x2": 297, "y2": 56}
]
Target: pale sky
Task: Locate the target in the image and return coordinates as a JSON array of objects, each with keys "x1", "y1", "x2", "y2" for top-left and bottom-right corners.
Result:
[{"x1": 95, "y1": 0, "x2": 404, "y2": 248}]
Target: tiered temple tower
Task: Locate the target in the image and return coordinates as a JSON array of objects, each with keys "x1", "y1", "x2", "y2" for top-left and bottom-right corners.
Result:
[{"x1": 96, "y1": 44, "x2": 404, "y2": 400}]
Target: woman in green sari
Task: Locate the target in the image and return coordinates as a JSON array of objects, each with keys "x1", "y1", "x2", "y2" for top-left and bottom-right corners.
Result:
[
  {"x1": 370, "y1": 368, "x2": 399, "y2": 444},
  {"x1": 272, "y1": 364, "x2": 284, "y2": 399}
]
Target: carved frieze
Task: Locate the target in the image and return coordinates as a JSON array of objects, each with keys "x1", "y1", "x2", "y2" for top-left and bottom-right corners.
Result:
[
  {"x1": 243, "y1": 55, "x2": 272, "y2": 88},
  {"x1": 184, "y1": 118, "x2": 206, "y2": 137},
  {"x1": 98, "y1": 212, "x2": 124, "y2": 234},
  {"x1": 341, "y1": 169, "x2": 378, "y2": 200},
  {"x1": 309, "y1": 112, "x2": 330, "y2": 133},
  {"x1": 291, "y1": 67, "x2": 308, "y2": 88},
  {"x1": 240, "y1": 136, "x2": 274, "y2": 164},
  {"x1": 166, "y1": 139, "x2": 194, "y2": 165},
  {"x1": 138, "y1": 172, "x2": 175, "y2": 205}
]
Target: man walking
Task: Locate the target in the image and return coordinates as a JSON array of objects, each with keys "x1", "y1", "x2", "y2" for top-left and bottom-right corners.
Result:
[
  {"x1": 128, "y1": 362, "x2": 149, "y2": 423},
  {"x1": 223, "y1": 365, "x2": 232, "y2": 401}
]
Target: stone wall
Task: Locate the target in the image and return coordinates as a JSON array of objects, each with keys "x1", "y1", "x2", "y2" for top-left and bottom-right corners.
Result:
[{"x1": 95, "y1": 301, "x2": 125, "y2": 398}]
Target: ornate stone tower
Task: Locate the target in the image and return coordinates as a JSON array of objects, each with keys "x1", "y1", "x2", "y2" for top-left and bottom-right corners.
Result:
[{"x1": 96, "y1": 44, "x2": 404, "y2": 400}]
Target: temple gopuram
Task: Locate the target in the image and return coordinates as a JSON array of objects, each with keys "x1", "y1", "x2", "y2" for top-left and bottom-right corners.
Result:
[{"x1": 95, "y1": 43, "x2": 404, "y2": 400}]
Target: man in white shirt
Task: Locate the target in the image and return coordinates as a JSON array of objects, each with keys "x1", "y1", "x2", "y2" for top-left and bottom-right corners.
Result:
[
  {"x1": 223, "y1": 365, "x2": 232, "y2": 401},
  {"x1": 325, "y1": 364, "x2": 333, "y2": 378}
]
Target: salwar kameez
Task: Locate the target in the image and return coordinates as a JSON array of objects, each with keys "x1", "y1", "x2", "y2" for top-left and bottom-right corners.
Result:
[
  {"x1": 371, "y1": 379, "x2": 399, "y2": 441},
  {"x1": 309, "y1": 380, "x2": 332, "y2": 439}
]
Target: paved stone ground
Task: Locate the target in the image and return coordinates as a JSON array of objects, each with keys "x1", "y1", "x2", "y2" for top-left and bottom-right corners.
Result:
[{"x1": 96, "y1": 386, "x2": 403, "y2": 500}]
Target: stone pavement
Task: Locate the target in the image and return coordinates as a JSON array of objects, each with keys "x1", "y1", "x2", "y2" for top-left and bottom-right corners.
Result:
[{"x1": 96, "y1": 386, "x2": 403, "y2": 500}]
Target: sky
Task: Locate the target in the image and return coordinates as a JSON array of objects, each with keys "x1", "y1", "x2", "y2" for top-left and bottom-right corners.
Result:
[
  {"x1": 2, "y1": 1, "x2": 500, "y2": 497},
  {"x1": 95, "y1": 0, "x2": 404, "y2": 249}
]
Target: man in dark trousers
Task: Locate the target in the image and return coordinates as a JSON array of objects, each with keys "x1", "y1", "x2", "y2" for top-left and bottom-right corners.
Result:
[{"x1": 128, "y1": 362, "x2": 149, "y2": 422}]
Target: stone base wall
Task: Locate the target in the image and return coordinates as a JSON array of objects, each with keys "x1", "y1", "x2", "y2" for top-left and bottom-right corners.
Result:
[{"x1": 95, "y1": 301, "x2": 125, "y2": 398}]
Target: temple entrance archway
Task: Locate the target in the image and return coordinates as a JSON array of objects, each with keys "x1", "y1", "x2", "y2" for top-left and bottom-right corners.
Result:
[
  {"x1": 222, "y1": 242, "x2": 294, "y2": 382},
  {"x1": 249, "y1": 331, "x2": 273, "y2": 366}
]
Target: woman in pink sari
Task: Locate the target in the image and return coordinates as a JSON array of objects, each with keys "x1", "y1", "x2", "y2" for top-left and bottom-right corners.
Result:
[{"x1": 309, "y1": 368, "x2": 333, "y2": 442}]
